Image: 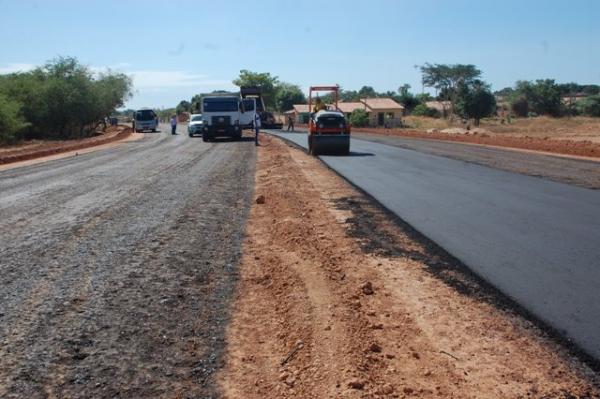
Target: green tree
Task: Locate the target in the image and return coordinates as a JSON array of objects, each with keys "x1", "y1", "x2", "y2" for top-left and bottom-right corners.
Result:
[
  {"x1": 0, "y1": 93, "x2": 28, "y2": 143},
  {"x1": 232, "y1": 70, "x2": 279, "y2": 108},
  {"x1": 349, "y1": 108, "x2": 369, "y2": 127},
  {"x1": 455, "y1": 80, "x2": 496, "y2": 125},
  {"x1": 577, "y1": 95, "x2": 600, "y2": 117},
  {"x1": 0, "y1": 56, "x2": 132, "y2": 139},
  {"x1": 510, "y1": 79, "x2": 562, "y2": 117},
  {"x1": 274, "y1": 83, "x2": 306, "y2": 112},
  {"x1": 420, "y1": 63, "x2": 482, "y2": 115},
  {"x1": 412, "y1": 104, "x2": 439, "y2": 117},
  {"x1": 340, "y1": 89, "x2": 359, "y2": 102},
  {"x1": 357, "y1": 85, "x2": 377, "y2": 98},
  {"x1": 397, "y1": 84, "x2": 420, "y2": 112},
  {"x1": 176, "y1": 100, "x2": 191, "y2": 114}
]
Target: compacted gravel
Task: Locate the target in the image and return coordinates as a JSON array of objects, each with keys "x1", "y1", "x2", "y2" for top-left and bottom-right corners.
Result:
[{"x1": 0, "y1": 125, "x2": 255, "y2": 398}]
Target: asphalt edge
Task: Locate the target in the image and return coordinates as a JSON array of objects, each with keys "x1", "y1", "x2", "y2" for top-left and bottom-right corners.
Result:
[{"x1": 266, "y1": 131, "x2": 600, "y2": 374}]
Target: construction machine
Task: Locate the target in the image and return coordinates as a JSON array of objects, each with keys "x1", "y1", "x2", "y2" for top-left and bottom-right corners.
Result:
[
  {"x1": 307, "y1": 85, "x2": 351, "y2": 155},
  {"x1": 240, "y1": 86, "x2": 284, "y2": 129}
]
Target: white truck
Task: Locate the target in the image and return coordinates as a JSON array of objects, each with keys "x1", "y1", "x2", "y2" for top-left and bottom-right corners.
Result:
[{"x1": 200, "y1": 96, "x2": 255, "y2": 142}]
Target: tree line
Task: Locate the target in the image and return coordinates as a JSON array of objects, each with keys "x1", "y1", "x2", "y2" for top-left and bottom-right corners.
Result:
[
  {"x1": 0, "y1": 57, "x2": 132, "y2": 143},
  {"x1": 175, "y1": 66, "x2": 600, "y2": 127},
  {"x1": 175, "y1": 70, "x2": 307, "y2": 116}
]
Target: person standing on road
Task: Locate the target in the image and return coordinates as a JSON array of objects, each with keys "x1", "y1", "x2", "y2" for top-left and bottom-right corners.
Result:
[
  {"x1": 287, "y1": 114, "x2": 295, "y2": 132},
  {"x1": 254, "y1": 112, "x2": 261, "y2": 146},
  {"x1": 170, "y1": 115, "x2": 177, "y2": 135}
]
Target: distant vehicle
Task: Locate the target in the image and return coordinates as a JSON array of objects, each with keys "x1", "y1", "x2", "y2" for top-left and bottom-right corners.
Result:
[
  {"x1": 239, "y1": 98, "x2": 257, "y2": 129},
  {"x1": 188, "y1": 113, "x2": 204, "y2": 137},
  {"x1": 308, "y1": 85, "x2": 351, "y2": 155},
  {"x1": 200, "y1": 96, "x2": 243, "y2": 142},
  {"x1": 133, "y1": 108, "x2": 159, "y2": 132},
  {"x1": 240, "y1": 86, "x2": 284, "y2": 129}
]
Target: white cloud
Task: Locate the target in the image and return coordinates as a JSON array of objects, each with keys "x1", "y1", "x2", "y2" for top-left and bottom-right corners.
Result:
[
  {"x1": 0, "y1": 63, "x2": 36, "y2": 74},
  {"x1": 128, "y1": 70, "x2": 232, "y2": 89}
]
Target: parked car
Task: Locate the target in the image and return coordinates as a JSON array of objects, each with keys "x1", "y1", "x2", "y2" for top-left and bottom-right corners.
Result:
[{"x1": 188, "y1": 113, "x2": 204, "y2": 137}]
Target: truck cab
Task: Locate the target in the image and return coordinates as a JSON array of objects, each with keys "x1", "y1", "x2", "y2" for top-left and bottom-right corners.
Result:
[{"x1": 200, "y1": 96, "x2": 243, "y2": 142}]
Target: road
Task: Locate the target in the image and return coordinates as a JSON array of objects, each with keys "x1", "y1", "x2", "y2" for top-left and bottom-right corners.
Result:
[
  {"x1": 268, "y1": 130, "x2": 600, "y2": 360},
  {"x1": 0, "y1": 124, "x2": 255, "y2": 397}
]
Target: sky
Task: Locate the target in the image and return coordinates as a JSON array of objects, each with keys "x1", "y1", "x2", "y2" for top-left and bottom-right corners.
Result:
[{"x1": 1, "y1": 0, "x2": 599, "y2": 109}]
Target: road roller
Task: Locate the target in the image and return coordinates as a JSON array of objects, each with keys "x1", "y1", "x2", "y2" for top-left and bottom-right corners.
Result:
[{"x1": 307, "y1": 85, "x2": 351, "y2": 155}]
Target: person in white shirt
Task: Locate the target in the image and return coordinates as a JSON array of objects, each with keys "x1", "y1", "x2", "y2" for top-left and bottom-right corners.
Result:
[{"x1": 254, "y1": 112, "x2": 261, "y2": 146}]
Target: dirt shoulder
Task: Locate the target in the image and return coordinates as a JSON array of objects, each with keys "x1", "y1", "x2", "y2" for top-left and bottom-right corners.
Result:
[
  {"x1": 354, "y1": 127, "x2": 600, "y2": 159},
  {"x1": 218, "y1": 134, "x2": 599, "y2": 398},
  {"x1": 0, "y1": 125, "x2": 134, "y2": 166}
]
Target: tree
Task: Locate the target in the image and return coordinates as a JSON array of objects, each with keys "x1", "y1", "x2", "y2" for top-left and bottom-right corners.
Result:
[
  {"x1": 274, "y1": 83, "x2": 306, "y2": 112},
  {"x1": 396, "y1": 84, "x2": 420, "y2": 112},
  {"x1": 0, "y1": 93, "x2": 28, "y2": 143},
  {"x1": 340, "y1": 89, "x2": 359, "y2": 102},
  {"x1": 412, "y1": 104, "x2": 439, "y2": 118},
  {"x1": 577, "y1": 95, "x2": 600, "y2": 117},
  {"x1": 349, "y1": 109, "x2": 369, "y2": 127},
  {"x1": 232, "y1": 70, "x2": 279, "y2": 108},
  {"x1": 420, "y1": 63, "x2": 482, "y2": 115},
  {"x1": 0, "y1": 56, "x2": 132, "y2": 139},
  {"x1": 176, "y1": 100, "x2": 191, "y2": 114},
  {"x1": 357, "y1": 85, "x2": 377, "y2": 98},
  {"x1": 510, "y1": 79, "x2": 562, "y2": 117},
  {"x1": 455, "y1": 80, "x2": 496, "y2": 125}
]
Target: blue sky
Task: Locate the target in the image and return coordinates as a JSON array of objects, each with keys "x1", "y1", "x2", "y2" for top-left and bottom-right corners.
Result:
[{"x1": 1, "y1": 0, "x2": 599, "y2": 109}]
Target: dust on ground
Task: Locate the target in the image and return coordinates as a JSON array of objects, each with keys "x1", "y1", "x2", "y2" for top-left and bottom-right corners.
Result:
[{"x1": 218, "y1": 134, "x2": 600, "y2": 398}]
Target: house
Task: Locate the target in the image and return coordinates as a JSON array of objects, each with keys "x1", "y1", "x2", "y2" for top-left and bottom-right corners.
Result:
[
  {"x1": 284, "y1": 104, "x2": 310, "y2": 123},
  {"x1": 425, "y1": 101, "x2": 452, "y2": 116},
  {"x1": 360, "y1": 98, "x2": 404, "y2": 127},
  {"x1": 336, "y1": 102, "x2": 366, "y2": 119},
  {"x1": 285, "y1": 97, "x2": 404, "y2": 127}
]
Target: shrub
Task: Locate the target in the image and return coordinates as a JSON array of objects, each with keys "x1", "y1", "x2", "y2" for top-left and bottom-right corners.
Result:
[
  {"x1": 0, "y1": 56, "x2": 132, "y2": 140},
  {"x1": 349, "y1": 109, "x2": 369, "y2": 127},
  {"x1": 510, "y1": 80, "x2": 563, "y2": 117},
  {"x1": 577, "y1": 95, "x2": 600, "y2": 117},
  {"x1": 412, "y1": 104, "x2": 439, "y2": 117},
  {"x1": 511, "y1": 97, "x2": 529, "y2": 117},
  {"x1": 0, "y1": 94, "x2": 28, "y2": 143}
]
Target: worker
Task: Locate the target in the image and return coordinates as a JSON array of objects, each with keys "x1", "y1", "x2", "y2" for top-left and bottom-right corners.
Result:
[
  {"x1": 287, "y1": 114, "x2": 295, "y2": 132},
  {"x1": 254, "y1": 112, "x2": 261, "y2": 146},
  {"x1": 313, "y1": 97, "x2": 327, "y2": 113},
  {"x1": 170, "y1": 115, "x2": 177, "y2": 135}
]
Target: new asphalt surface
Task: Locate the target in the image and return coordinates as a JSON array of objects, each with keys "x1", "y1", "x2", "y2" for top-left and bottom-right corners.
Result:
[{"x1": 268, "y1": 129, "x2": 600, "y2": 360}]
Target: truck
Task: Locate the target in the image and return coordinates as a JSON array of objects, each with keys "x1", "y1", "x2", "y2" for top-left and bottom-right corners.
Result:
[
  {"x1": 240, "y1": 86, "x2": 283, "y2": 129},
  {"x1": 200, "y1": 96, "x2": 244, "y2": 142}
]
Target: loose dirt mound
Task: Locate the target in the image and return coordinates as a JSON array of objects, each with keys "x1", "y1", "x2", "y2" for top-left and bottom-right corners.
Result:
[
  {"x1": 218, "y1": 134, "x2": 599, "y2": 398},
  {"x1": 0, "y1": 125, "x2": 133, "y2": 165}
]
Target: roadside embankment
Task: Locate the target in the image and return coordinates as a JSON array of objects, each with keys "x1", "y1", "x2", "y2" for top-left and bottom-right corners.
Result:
[{"x1": 0, "y1": 125, "x2": 135, "y2": 166}]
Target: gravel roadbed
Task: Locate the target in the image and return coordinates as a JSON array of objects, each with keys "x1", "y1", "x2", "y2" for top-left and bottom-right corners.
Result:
[{"x1": 0, "y1": 126, "x2": 255, "y2": 398}]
